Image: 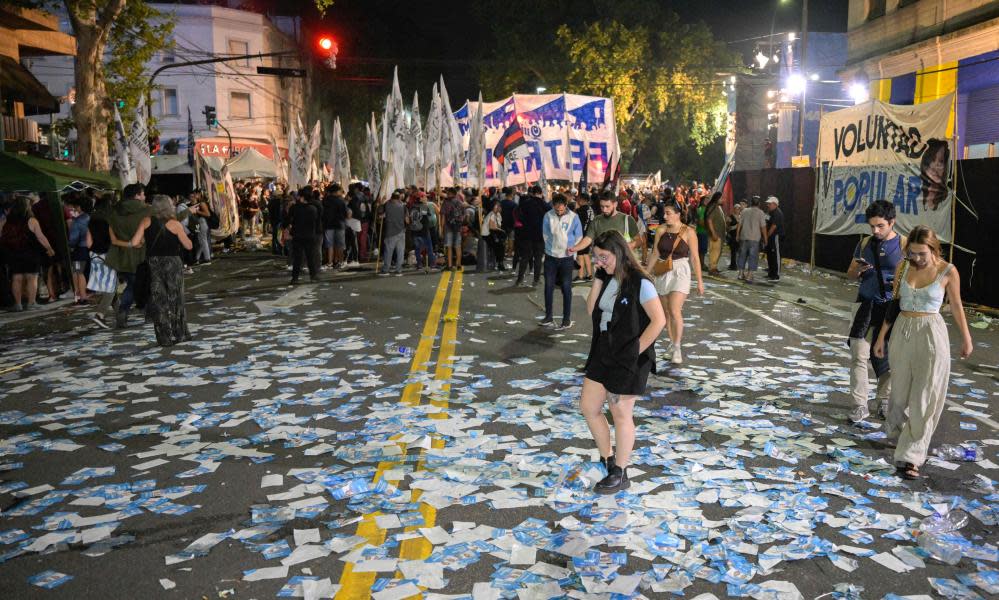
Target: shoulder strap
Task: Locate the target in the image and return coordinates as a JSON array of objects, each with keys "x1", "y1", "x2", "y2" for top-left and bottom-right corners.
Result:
[
  {"x1": 860, "y1": 235, "x2": 871, "y2": 253},
  {"x1": 892, "y1": 260, "x2": 909, "y2": 299},
  {"x1": 870, "y1": 237, "x2": 887, "y2": 298},
  {"x1": 668, "y1": 225, "x2": 686, "y2": 254}
]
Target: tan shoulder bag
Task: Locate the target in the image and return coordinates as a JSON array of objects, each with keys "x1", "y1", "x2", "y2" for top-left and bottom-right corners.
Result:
[{"x1": 652, "y1": 225, "x2": 686, "y2": 277}]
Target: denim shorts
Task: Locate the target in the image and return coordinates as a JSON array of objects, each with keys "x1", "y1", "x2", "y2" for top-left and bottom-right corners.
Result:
[
  {"x1": 443, "y1": 227, "x2": 462, "y2": 248},
  {"x1": 323, "y1": 227, "x2": 346, "y2": 249}
]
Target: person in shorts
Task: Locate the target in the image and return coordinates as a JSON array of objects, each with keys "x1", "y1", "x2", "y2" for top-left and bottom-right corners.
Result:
[
  {"x1": 645, "y1": 200, "x2": 703, "y2": 365},
  {"x1": 581, "y1": 230, "x2": 666, "y2": 495},
  {"x1": 441, "y1": 191, "x2": 466, "y2": 271},
  {"x1": 65, "y1": 194, "x2": 92, "y2": 306}
]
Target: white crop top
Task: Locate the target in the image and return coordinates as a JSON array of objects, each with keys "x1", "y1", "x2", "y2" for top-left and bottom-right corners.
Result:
[{"x1": 899, "y1": 264, "x2": 951, "y2": 313}]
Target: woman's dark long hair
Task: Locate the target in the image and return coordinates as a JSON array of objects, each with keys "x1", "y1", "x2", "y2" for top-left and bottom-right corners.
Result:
[{"x1": 593, "y1": 230, "x2": 650, "y2": 285}]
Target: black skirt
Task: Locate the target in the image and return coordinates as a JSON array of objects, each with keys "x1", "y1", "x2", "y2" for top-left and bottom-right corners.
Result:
[{"x1": 584, "y1": 331, "x2": 652, "y2": 396}]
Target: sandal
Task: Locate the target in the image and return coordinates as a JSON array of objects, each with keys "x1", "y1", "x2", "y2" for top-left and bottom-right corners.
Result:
[{"x1": 896, "y1": 462, "x2": 925, "y2": 480}]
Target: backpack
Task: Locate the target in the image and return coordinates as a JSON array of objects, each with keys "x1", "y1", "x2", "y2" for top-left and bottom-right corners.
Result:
[
  {"x1": 408, "y1": 205, "x2": 424, "y2": 231},
  {"x1": 446, "y1": 201, "x2": 464, "y2": 228}
]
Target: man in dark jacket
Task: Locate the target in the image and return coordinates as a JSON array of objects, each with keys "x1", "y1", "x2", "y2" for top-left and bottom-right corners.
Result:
[
  {"x1": 106, "y1": 183, "x2": 151, "y2": 328},
  {"x1": 514, "y1": 184, "x2": 547, "y2": 287},
  {"x1": 268, "y1": 190, "x2": 283, "y2": 255},
  {"x1": 289, "y1": 187, "x2": 322, "y2": 284}
]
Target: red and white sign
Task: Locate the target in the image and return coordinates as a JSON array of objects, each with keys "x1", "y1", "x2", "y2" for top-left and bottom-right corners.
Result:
[{"x1": 196, "y1": 137, "x2": 285, "y2": 160}]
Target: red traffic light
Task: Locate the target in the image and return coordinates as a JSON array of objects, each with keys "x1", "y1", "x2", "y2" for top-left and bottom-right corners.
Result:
[{"x1": 318, "y1": 36, "x2": 334, "y2": 51}]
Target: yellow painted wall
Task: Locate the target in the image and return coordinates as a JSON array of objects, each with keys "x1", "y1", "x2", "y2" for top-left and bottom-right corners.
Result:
[
  {"x1": 870, "y1": 78, "x2": 892, "y2": 102},
  {"x1": 915, "y1": 61, "x2": 958, "y2": 137}
]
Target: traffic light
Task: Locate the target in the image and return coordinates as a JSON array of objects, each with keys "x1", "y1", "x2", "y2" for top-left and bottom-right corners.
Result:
[
  {"x1": 315, "y1": 35, "x2": 338, "y2": 69},
  {"x1": 115, "y1": 99, "x2": 125, "y2": 109},
  {"x1": 203, "y1": 105, "x2": 217, "y2": 127}
]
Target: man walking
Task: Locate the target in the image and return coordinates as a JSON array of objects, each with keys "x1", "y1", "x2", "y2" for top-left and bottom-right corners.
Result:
[
  {"x1": 541, "y1": 194, "x2": 582, "y2": 329},
  {"x1": 288, "y1": 189, "x2": 321, "y2": 284},
  {"x1": 106, "y1": 183, "x2": 151, "y2": 328},
  {"x1": 735, "y1": 196, "x2": 767, "y2": 283},
  {"x1": 846, "y1": 200, "x2": 905, "y2": 424},
  {"x1": 322, "y1": 184, "x2": 348, "y2": 270},
  {"x1": 514, "y1": 185, "x2": 547, "y2": 288},
  {"x1": 379, "y1": 191, "x2": 407, "y2": 276},
  {"x1": 569, "y1": 191, "x2": 640, "y2": 254},
  {"x1": 763, "y1": 196, "x2": 785, "y2": 281}
]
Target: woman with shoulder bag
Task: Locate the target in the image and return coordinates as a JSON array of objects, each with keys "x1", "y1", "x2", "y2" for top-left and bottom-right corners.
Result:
[
  {"x1": 645, "y1": 201, "x2": 703, "y2": 365},
  {"x1": 872, "y1": 225, "x2": 973, "y2": 480},
  {"x1": 581, "y1": 230, "x2": 666, "y2": 494}
]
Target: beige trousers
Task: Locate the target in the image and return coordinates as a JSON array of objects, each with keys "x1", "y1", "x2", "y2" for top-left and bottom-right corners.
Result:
[
  {"x1": 885, "y1": 313, "x2": 951, "y2": 467},
  {"x1": 707, "y1": 237, "x2": 722, "y2": 271},
  {"x1": 849, "y1": 335, "x2": 891, "y2": 410}
]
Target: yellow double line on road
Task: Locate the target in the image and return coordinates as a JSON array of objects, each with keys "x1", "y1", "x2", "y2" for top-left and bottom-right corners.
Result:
[{"x1": 336, "y1": 271, "x2": 462, "y2": 600}]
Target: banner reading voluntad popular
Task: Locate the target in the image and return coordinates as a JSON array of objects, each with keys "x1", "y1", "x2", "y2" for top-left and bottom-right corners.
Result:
[{"x1": 815, "y1": 94, "x2": 953, "y2": 241}]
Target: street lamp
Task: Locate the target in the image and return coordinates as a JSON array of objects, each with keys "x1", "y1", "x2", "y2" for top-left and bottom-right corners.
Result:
[
  {"x1": 536, "y1": 86, "x2": 547, "y2": 94},
  {"x1": 787, "y1": 73, "x2": 806, "y2": 95},
  {"x1": 848, "y1": 82, "x2": 869, "y2": 104}
]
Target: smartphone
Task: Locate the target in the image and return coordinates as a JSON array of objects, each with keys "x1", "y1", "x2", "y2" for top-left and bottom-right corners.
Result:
[{"x1": 855, "y1": 258, "x2": 870, "y2": 266}]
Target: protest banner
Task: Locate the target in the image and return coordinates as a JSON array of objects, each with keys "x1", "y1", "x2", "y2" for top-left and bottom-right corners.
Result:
[
  {"x1": 815, "y1": 94, "x2": 954, "y2": 241},
  {"x1": 443, "y1": 93, "x2": 618, "y2": 188}
]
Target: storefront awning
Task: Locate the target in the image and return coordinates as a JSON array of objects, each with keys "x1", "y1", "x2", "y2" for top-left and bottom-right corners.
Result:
[{"x1": 0, "y1": 55, "x2": 59, "y2": 115}]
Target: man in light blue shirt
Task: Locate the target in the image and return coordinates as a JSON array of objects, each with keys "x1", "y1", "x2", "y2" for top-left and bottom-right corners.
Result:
[{"x1": 541, "y1": 194, "x2": 583, "y2": 329}]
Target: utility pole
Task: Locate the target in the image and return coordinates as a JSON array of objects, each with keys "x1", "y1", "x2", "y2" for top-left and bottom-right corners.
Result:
[{"x1": 797, "y1": 0, "x2": 809, "y2": 158}]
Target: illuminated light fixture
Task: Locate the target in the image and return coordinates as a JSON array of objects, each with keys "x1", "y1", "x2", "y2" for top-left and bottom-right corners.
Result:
[
  {"x1": 848, "y1": 82, "x2": 870, "y2": 104},
  {"x1": 809, "y1": 73, "x2": 820, "y2": 81},
  {"x1": 729, "y1": 75, "x2": 737, "y2": 83},
  {"x1": 773, "y1": 54, "x2": 780, "y2": 64},
  {"x1": 318, "y1": 36, "x2": 333, "y2": 51},
  {"x1": 787, "y1": 73, "x2": 806, "y2": 95},
  {"x1": 767, "y1": 89, "x2": 777, "y2": 98},
  {"x1": 536, "y1": 86, "x2": 547, "y2": 93},
  {"x1": 788, "y1": 32, "x2": 796, "y2": 41},
  {"x1": 755, "y1": 51, "x2": 770, "y2": 68}
]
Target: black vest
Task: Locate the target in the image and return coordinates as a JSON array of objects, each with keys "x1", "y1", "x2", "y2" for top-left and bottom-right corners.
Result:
[{"x1": 586, "y1": 272, "x2": 657, "y2": 374}]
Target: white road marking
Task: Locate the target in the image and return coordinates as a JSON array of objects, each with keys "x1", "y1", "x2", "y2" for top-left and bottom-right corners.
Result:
[{"x1": 188, "y1": 281, "x2": 211, "y2": 291}]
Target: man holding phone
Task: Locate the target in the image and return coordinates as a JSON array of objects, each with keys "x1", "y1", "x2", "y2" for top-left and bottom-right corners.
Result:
[{"x1": 845, "y1": 200, "x2": 906, "y2": 424}]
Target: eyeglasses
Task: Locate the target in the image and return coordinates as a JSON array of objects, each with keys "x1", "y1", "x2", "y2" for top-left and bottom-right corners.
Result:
[{"x1": 593, "y1": 253, "x2": 611, "y2": 264}]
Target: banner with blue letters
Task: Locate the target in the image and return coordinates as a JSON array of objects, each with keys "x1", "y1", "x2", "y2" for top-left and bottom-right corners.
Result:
[
  {"x1": 815, "y1": 94, "x2": 953, "y2": 241},
  {"x1": 443, "y1": 93, "x2": 618, "y2": 188}
]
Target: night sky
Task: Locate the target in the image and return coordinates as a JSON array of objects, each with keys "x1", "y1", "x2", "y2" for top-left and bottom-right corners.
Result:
[{"x1": 243, "y1": 0, "x2": 849, "y2": 101}]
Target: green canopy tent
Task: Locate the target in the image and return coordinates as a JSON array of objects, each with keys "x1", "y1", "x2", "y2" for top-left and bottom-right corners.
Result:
[
  {"x1": 0, "y1": 152, "x2": 120, "y2": 307},
  {"x1": 0, "y1": 152, "x2": 120, "y2": 192}
]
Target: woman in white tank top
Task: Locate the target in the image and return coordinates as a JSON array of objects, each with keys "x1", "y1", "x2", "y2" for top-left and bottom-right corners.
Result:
[{"x1": 872, "y1": 225, "x2": 973, "y2": 480}]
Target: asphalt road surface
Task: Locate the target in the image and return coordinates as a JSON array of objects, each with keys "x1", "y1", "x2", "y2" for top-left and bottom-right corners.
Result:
[{"x1": 1, "y1": 252, "x2": 997, "y2": 600}]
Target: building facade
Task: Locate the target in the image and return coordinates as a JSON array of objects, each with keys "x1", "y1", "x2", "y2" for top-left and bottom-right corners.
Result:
[
  {"x1": 25, "y1": 3, "x2": 304, "y2": 165},
  {"x1": 841, "y1": 0, "x2": 999, "y2": 158},
  {"x1": 0, "y1": 6, "x2": 74, "y2": 151}
]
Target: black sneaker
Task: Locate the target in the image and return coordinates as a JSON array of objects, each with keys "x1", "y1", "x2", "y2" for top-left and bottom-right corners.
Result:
[
  {"x1": 556, "y1": 320, "x2": 574, "y2": 330},
  {"x1": 594, "y1": 465, "x2": 629, "y2": 495}
]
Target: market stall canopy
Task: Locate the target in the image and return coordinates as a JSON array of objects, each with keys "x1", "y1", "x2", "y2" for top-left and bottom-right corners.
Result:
[
  {"x1": 0, "y1": 152, "x2": 120, "y2": 192},
  {"x1": 0, "y1": 56, "x2": 60, "y2": 115},
  {"x1": 225, "y1": 148, "x2": 278, "y2": 179}
]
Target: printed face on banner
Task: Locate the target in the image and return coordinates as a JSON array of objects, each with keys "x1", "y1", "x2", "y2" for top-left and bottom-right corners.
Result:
[
  {"x1": 442, "y1": 93, "x2": 617, "y2": 188},
  {"x1": 815, "y1": 95, "x2": 954, "y2": 241}
]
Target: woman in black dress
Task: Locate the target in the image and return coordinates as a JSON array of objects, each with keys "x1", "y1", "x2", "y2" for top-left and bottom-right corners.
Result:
[
  {"x1": 581, "y1": 230, "x2": 666, "y2": 494},
  {"x1": 128, "y1": 195, "x2": 193, "y2": 346}
]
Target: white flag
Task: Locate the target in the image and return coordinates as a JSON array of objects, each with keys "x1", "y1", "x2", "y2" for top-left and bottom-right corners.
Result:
[
  {"x1": 305, "y1": 119, "x2": 322, "y2": 184},
  {"x1": 128, "y1": 96, "x2": 151, "y2": 185},
  {"x1": 336, "y1": 117, "x2": 351, "y2": 187},
  {"x1": 365, "y1": 115, "x2": 381, "y2": 195},
  {"x1": 438, "y1": 76, "x2": 463, "y2": 178},
  {"x1": 269, "y1": 133, "x2": 288, "y2": 182},
  {"x1": 112, "y1": 104, "x2": 135, "y2": 185},
  {"x1": 424, "y1": 83, "x2": 442, "y2": 176},
  {"x1": 407, "y1": 91, "x2": 424, "y2": 187},
  {"x1": 468, "y1": 92, "x2": 486, "y2": 189}
]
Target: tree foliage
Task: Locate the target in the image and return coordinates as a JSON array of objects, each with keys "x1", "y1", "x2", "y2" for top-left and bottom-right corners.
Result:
[
  {"x1": 476, "y1": 0, "x2": 739, "y2": 176},
  {"x1": 12, "y1": 1, "x2": 173, "y2": 171},
  {"x1": 106, "y1": 1, "x2": 175, "y2": 136}
]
